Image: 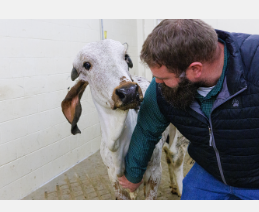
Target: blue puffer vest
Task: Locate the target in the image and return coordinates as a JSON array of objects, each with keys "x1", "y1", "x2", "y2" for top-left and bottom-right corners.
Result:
[{"x1": 157, "y1": 29, "x2": 259, "y2": 188}]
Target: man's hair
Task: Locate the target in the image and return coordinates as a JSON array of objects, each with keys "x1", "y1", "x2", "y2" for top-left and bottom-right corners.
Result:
[{"x1": 140, "y1": 19, "x2": 218, "y2": 76}]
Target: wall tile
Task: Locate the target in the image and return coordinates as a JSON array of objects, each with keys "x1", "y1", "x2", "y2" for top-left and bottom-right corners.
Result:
[
  {"x1": 24, "y1": 76, "x2": 48, "y2": 97},
  {"x1": 0, "y1": 100, "x2": 15, "y2": 123},
  {"x1": 0, "y1": 140, "x2": 17, "y2": 166},
  {"x1": 0, "y1": 59, "x2": 11, "y2": 78},
  {"x1": 16, "y1": 132, "x2": 41, "y2": 158},
  {"x1": 0, "y1": 117, "x2": 28, "y2": 144},
  {"x1": 0, "y1": 78, "x2": 25, "y2": 101}
]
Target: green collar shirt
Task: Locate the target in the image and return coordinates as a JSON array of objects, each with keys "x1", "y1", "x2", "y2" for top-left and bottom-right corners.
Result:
[{"x1": 195, "y1": 39, "x2": 228, "y2": 118}]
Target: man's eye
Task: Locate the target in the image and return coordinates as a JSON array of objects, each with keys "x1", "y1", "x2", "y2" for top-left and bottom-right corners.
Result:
[{"x1": 83, "y1": 62, "x2": 91, "y2": 70}]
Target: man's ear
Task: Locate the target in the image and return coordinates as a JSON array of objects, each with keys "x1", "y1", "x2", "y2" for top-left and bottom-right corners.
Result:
[
  {"x1": 186, "y1": 62, "x2": 202, "y2": 79},
  {"x1": 61, "y1": 80, "x2": 88, "y2": 135}
]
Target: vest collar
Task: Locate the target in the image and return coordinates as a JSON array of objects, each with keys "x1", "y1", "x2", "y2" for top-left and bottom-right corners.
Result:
[{"x1": 216, "y1": 29, "x2": 247, "y2": 95}]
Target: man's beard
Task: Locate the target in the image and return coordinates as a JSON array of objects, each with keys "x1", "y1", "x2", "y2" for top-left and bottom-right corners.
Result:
[{"x1": 160, "y1": 77, "x2": 202, "y2": 110}]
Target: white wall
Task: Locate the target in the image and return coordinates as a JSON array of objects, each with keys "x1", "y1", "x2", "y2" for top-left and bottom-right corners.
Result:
[
  {"x1": 136, "y1": 19, "x2": 157, "y2": 81},
  {"x1": 0, "y1": 19, "x2": 140, "y2": 199},
  {"x1": 102, "y1": 19, "x2": 139, "y2": 76}
]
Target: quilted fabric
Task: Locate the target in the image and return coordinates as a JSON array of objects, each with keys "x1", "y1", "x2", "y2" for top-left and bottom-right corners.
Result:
[{"x1": 158, "y1": 29, "x2": 259, "y2": 188}]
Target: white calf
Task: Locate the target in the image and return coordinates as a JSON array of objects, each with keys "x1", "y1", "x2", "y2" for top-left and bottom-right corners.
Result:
[
  {"x1": 163, "y1": 124, "x2": 190, "y2": 197},
  {"x1": 61, "y1": 39, "x2": 169, "y2": 199}
]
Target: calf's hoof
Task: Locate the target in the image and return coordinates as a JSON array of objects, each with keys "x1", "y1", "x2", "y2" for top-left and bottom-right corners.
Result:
[{"x1": 170, "y1": 185, "x2": 180, "y2": 197}]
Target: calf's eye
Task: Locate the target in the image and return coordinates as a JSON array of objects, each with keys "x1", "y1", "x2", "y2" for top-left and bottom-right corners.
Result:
[{"x1": 83, "y1": 62, "x2": 91, "y2": 70}]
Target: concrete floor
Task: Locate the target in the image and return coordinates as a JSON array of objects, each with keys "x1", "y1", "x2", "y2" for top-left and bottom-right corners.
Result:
[{"x1": 23, "y1": 150, "x2": 193, "y2": 200}]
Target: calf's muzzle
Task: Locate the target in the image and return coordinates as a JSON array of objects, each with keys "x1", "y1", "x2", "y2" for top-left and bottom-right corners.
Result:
[
  {"x1": 116, "y1": 84, "x2": 139, "y2": 104},
  {"x1": 112, "y1": 82, "x2": 143, "y2": 110}
]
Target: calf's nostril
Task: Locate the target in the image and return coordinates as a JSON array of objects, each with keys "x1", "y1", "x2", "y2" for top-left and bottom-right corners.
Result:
[
  {"x1": 136, "y1": 93, "x2": 139, "y2": 101},
  {"x1": 116, "y1": 89, "x2": 126, "y2": 100}
]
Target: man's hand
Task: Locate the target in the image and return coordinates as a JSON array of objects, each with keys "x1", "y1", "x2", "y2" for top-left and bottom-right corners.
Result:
[{"x1": 118, "y1": 175, "x2": 143, "y2": 192}]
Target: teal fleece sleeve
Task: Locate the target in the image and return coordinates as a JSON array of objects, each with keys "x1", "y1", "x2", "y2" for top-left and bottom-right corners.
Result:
[{"x1": 124, "y1": 78, "x2": 170, "y2": 183}]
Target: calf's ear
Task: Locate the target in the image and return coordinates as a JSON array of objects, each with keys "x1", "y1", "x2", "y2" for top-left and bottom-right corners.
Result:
[
  {"x1": 61, "y1": 80, "x2": 88, "y2": 135},
  {"x1": 125, "y1": 54, "x2": 133, "y2": 69}
]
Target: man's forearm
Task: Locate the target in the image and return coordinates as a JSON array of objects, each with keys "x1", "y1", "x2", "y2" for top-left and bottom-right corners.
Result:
[
  {"x1": 124, "y1": 124, "x2": 160, "y2": 183},
  {"x1": 123, "y1": 78, "x2": 170, "y2": 183}
]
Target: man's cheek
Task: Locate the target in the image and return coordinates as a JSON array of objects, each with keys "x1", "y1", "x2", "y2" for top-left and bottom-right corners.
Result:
[{"x1": 166, "y1": 79, "x2": 180, "y2": 88}]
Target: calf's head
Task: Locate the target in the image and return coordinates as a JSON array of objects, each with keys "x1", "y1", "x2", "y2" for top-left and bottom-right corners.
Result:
[{"x1": 61, "y1": 39, "x2": 143, "y2": 135}]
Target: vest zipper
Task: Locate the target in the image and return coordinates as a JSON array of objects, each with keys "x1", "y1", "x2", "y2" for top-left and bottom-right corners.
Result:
[
  {"x1": 209, "y1": 86, "x2": 247, "y2": 185},
  {"x1": 208, "y1": 127, "x2": 212, "y2": 146},
  {"x1": 208, "y1": 122, "x2": 227, "y2": 184}
]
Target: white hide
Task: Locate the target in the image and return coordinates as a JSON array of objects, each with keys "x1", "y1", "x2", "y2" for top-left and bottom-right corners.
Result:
[
  {"x1": 72, "y1": 39, "x2": 166, "y2": 199},
  {"x1": 163, "y1": 124, "x2": 190, "y2": 197},
  {"x1": 75, "y1": 40, "x2": 132, "y2": 152}
]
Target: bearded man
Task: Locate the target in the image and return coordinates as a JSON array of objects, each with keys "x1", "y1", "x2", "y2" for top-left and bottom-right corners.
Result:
[{"x1": 118, "y1": 19, "x2": 259, "y2": 200}]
